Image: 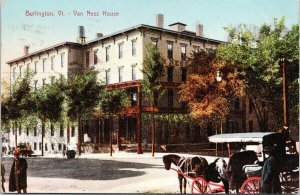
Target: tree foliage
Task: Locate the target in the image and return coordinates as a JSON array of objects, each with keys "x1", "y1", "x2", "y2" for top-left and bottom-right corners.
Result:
[
  {"x1": 180, "y1": 50, "x2": 245, "y2": 121},
  {"x1": 217, "y1": 17, "x2": 299, "y2": 130}
]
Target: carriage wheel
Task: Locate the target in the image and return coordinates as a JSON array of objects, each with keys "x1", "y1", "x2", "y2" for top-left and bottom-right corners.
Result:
[
  {"x1": 239, "y1": 177, "x2": 261, "y2": 194},
  {"x1": 280, "y1": 171, "x2": 299, "y2": 193},
  {"x1": 191, "y1": 177, "x2": 211, "y2": 194}
]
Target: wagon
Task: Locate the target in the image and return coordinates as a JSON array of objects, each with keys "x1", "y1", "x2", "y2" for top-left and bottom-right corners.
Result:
[{"x1": 207, "y1": 132, "x2": 299, "y2": 194}]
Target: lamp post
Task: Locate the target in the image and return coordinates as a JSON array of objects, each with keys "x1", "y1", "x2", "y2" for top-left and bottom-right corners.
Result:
[{"x1": 215, "y1": 70, "x2": 223, "y2": 156}]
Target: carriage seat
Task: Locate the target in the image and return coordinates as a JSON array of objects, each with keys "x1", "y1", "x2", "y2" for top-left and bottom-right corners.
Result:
[{"x1": 242, "y1": 164, "x2": 262, "y2": 178}]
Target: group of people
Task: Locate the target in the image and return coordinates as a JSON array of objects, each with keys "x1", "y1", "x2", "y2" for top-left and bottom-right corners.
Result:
[{"x1": 1, "y1": 149, "x2": 28, "y2": 193}]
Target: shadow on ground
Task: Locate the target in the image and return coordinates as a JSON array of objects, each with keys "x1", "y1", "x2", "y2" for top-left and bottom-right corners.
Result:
[{"x1": 2, "y1": 157, "x2": 163, "y2": 180}]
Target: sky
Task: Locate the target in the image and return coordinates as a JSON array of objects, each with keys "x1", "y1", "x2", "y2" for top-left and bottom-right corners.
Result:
[{"x1": 0, "y1": 0, "x2": 298, "y2": 81}]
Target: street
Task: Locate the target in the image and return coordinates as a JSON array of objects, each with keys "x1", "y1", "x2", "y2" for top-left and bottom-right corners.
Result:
[{"x1": 2, "y1": 152, "x2": 221, "y2": 193}]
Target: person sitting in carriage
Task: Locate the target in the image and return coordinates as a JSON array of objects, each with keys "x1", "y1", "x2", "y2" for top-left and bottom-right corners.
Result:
[{"x1": 261, "y1": 145, "x2": 282, "y2": 194}]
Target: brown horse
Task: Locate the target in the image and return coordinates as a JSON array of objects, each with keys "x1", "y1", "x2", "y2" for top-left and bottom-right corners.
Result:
[{"x1": 162, "y1": 154, "x2": 208, "y2": 194}]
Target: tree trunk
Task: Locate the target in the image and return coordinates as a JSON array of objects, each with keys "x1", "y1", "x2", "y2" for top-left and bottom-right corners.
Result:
[
  {"x1": 110, "y1": 118, "x2": 113, "y2": 157},
  {"x1": 78, "y1": 117, "x2": 82, "y2": 156},
  {"x1": 151, "y1": 103, "x2": 155, "y2": 157},
  {"x1": 67, "y1": 123, "x2": 70, "y2": 145},
  {"x1": 41, "y1": 121, "x2": 45, "y2": 156},
  {"x1": 117, "y1": 116, "x2": 121, "y2": 149}
]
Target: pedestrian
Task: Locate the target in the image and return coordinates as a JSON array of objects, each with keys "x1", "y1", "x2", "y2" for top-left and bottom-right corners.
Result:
[
  {"x1": 9, "y1": 149, "x2": 28, "y2": 193},
  {"x1": 1, "y1": 161, "x2": 5, "y2": 192},
  {"x1": 261, "y1": 145, "x2": 282, "y2": 194}
]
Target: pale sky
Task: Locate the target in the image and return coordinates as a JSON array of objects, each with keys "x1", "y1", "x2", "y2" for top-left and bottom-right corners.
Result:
[{"x1": 1, "y1": 0, "x2": 298, "y2": 81}]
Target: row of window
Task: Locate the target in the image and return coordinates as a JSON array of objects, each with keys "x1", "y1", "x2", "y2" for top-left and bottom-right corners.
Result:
[
  {"x1": 13, "y1": 125, "x2": 75, "y2": 137},
  {"x1": 12, "y1": 53, "x2": 65, "y2": 80},
  {"x1": 32, "y1": 142, "x2": 66, "y2": 151},
  {"x1": 90, "y1": 40, "x2": 137, "y2": 66}
]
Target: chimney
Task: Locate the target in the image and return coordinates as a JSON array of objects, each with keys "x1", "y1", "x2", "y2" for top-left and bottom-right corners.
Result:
[
  {"x1": 169, "y1": 22, "x2": 186, "y2": 32},
  {"x1": 156, "y1": 14, "x2": 164, "y2": 28},
  {"x1": 96, "y1": 33, "x2": 103, "y2": 39},
  {"x1": 196, "y1": 22, "x2": 203, "y2": 36},
  {"x1": 77, "y1": 26, "x2": 86, "y2": 44},
  {"x1": 24, "y1": 45, "x2": 29, "y2": 56}
]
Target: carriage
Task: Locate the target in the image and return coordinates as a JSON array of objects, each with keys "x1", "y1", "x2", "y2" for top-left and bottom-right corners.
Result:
[
  {"x1": 207, "y1": 132, "x2": 299, "y2": 194},
  {"x1": 163, "y1": 132, "x2": 299, "y2": 194}
]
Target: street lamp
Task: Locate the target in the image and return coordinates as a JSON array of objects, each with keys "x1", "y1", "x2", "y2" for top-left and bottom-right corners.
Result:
[{"x1": 215, "y1": 70, "x2": 223, "y2": 156}]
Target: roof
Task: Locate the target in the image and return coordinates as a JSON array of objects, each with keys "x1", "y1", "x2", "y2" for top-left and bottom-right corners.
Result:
[
  {"x1": 208, "y1": 132, "x2": 277, "y2": 143},
  {"x1": 85, "y1": 24, "x2": 224, "y2": 45},
  {"x1": 7, "y1": 42, "x2": 82, "y2": 64},
  {"x1": 7, "y1": 24, "x2": 224, "y2": 65},
  {"x1": 168, "y1": 22, "x2": 187, "y2": 26}
]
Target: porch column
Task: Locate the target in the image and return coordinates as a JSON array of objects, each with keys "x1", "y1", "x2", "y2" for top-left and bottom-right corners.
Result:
[{"x1": 137, "y1": 85, "x2": 143, "y2": 154}]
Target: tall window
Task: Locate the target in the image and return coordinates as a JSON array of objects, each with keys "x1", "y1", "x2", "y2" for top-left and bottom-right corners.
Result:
[
  {"x1": 119, "y1": 43, "x2": 123, "y2": 59},
  {"x1": 51, "y1": 143, "x2": 55, "y2": 150},
  {"x1": 105, "y1": 47, "x2": 110, "y2": 62},
  {"x1": 168, "y1": 89, "x2": 173, "y2": 107},
  {"x1": 19, "y1": 66, "x2": 22, "y2": 78},
  {"x1": 34, "y1": 126, "x2": 37, "y2": 136},
  {"x1": 42, "y1": 78, "x2": 46, "y2": 86},
  {"x1": 45, "y1": 143, "x2": 48, "y2": 151},
  {"x1": 105, "y1": 70, "x2": 111, "y2": 84},
  {"x1": 193, "y1": 46, "x2": 200, "y2": 53},
  {"x1": 94, "y1": 50, "x2": 98, "y2": 64},
  {"x1": 71, "y1": 126, "x2": 75, "y2": 137},
  {"x1": 167, "y1": 67, "x2": 173, "y2": 82},
  {"x1": 167, "y1": 42, "x2": 173, "y2": 59},
  {"x1": 131, "y1": 92, "x2": 137, "y2": 106},
  {"x1": 234, "y1": 98, "x2": 240, "y2": 110},
  {"x1": 13, "y1": 67, "x2": 16, "y2": 80},
  {"x1": 34, "y1": 143, "x2": 37, "y2": 150},
  {"x1": 132, "y1": 65, "x2": 137, "y2": 80},
  {"x1": 132, "y1": 40, "x2": 137, "y2": 56},
  {"x1": 249, "y1": 99, "x2": 253, "y2": 113},
  {"x1": 34, "y1": 80, "x2": 38, "y2": 91},
  {"x1": 181, "y1": 68, "x2": 187, "y2": 82},
  {"x1": 60, "y1": 124, "x2": 64, "y2": 137},
  {"x1": 181, "y1": 44, "x2": 187, "y2": 60},
  {"x1": 118, "y1": 67, "x2": 123, "y2": 82},
  {"x1": 42, "y1": 59, "x2": 46, "y2": 72},
  {"x1": 39, "y1": 143, "x2": 42, "y2": 150},
  {"x1": 34, "y1": 61, "x2": 37, "y2": 74},
  {"x1": 151, "y1": 38, "x2": 158, "y2": 48},
  {"x1": 19, "y1": 126, "x2": 22, "y2": 135},
  {"x1": 26, "y1": 127, "x2": 29, "y2": 136},
  {"x1": 26, "y1": 63, "x2": 30, "y2": 73},
  {"x1": 51, "y1": 56, "x2": 55, "y2": 71},
  {"x1": 58, "y1": 143, "x2": 62, "y2": 151},
  {"x1": 51, "y1": 124, "x2": 54, "y2": 136},
  {"x1": 249, "y1": 120, "x2": 254, "y2": 132},
  {"x1": 60, "y1": 53, "x2": 64, "y2": 67},
  {"x1": 86, "y1": 51, "x2": 90, "y2": 67}
]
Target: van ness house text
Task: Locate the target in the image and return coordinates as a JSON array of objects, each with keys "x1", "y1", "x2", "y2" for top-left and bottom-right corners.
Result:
[{"x1": 25, "y1": 10, "x2": 120, "y2": 17}]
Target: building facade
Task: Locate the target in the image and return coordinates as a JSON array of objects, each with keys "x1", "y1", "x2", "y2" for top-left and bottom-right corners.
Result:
[{"x1": 6, "y1": 14, "x2": 255, "y2": 154}]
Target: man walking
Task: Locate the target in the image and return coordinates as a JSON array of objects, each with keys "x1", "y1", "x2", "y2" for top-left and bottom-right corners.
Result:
[{"x1": 9, "y1": 149, "x2": 28, "y2": 193}]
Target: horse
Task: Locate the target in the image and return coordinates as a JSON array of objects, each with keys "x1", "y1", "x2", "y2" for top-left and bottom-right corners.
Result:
[
  {"x1": 202, "y1": 158, "x2": 229, "y2": 194},
  {"x1": 163, "y1": 154, "x2": 208, "y2": 194}
]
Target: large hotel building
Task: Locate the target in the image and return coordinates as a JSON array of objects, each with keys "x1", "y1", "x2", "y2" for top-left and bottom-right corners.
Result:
[{"x1": 6, "y1": 14, "x2": 258, "y2": 154}]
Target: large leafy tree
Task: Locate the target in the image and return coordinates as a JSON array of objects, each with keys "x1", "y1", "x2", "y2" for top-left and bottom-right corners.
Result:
[
  {"x1": 33, "y1": 76, "x2": 66, "y2": 156},
  {"x1": 65, "y1": 69, "x2": 103, "y2": 155},
  {"x1": 142, "y1": 45, "x2": 165, "y2": 157},
  {"x1": 217, "y1": 17, "x2": 299, "y2": 132},
  {"x1": 1, "y1": 73, "x2": 35, "y2": 147},
  {"x1": 99, "y1": 89, "x2": 129, "y2": 156},
  {"x1": 180, "y1": 50, "x2": 245, "y2": 124}
]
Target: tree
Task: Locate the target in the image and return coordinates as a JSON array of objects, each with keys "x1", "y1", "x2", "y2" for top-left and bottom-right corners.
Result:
[
  {"x1": 65, "y1": 70, "x2": 103, "y2": 155},
  {"x1": 99, "y1": 89, "x2": 129, "y2": 156},
  {"x1": 33, "y1": 76, "x2": 66, "y2": 156},
  {"x1": 180, "y1": 50, "x2": 245, "y2": 123},
  {"x1": 1, "y1": 73, "x2": 35, "y2": 147},
  {"x1": 217, "y1": 17, "x2": 299, "y2": 131},
  {"x1": 141, "y1": 45, "x2": 165, "y2": 157}
]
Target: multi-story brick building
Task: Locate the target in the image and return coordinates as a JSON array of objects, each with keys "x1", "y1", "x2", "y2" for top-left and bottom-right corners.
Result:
[{"x1": 6, "y1": 14, "x2": 254, "y2": 154}]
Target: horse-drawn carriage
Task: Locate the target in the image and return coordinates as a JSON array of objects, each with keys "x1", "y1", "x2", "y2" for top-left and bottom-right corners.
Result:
[{"x1": 163, "y1": 132, "x2": 299, "y2": 194}]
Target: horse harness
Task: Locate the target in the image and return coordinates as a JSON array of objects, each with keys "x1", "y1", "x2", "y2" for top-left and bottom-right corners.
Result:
[{"x1": 177, "y1": 156, "x2": 204, "y2": 176}]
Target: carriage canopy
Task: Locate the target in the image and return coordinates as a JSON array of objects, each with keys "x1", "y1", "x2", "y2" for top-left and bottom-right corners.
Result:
[{"x1": 208, "y1": 132, "x2": 277, "y2": 144}]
